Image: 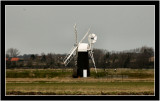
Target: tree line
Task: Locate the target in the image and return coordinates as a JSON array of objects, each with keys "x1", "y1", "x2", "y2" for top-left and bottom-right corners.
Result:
[
  {"x1": 6, "y1": 46, "x2": 154, "y2": 69},
  {"x1": 92, "y1": 46, "x2": 154, "y2": 69}
]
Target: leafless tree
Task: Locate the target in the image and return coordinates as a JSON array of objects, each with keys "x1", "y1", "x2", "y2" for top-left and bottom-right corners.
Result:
[{"x1": 6, "y1": 48, "x2": 20, "y2": 57}]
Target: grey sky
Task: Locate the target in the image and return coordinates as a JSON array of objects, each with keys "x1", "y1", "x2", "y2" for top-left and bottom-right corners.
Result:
[{"x1": 5, "y1": 5, "x2": 155, "y2": 55}]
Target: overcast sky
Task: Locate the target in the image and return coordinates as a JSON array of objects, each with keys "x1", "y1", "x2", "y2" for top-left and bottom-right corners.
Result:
[{"x1": 5, "y1": 5, "x2": 155, "y2": 55}]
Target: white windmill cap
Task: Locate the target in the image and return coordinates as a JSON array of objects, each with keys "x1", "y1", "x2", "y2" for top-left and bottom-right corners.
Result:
[{"x1": 78, "y1": 43, "x2": 89, "y2": 52}]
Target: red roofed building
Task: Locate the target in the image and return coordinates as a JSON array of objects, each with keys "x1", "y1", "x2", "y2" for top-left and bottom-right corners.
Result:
[{"x1": 10, "y1": 58, "x2": 20, "y2": 62}]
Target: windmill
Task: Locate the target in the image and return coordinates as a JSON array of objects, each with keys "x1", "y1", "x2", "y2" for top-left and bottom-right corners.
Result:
[{"x1": 63, "y1": 24, "x2": 97, "y2": 77}]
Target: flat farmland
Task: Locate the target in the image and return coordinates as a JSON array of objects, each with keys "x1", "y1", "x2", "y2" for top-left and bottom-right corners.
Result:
[{"x1": 6, "y1": 68, "x2": 154, "y2": 95}]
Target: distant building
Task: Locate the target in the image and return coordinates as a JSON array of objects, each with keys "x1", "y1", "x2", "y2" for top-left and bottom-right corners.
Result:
[
  {"x1": 6, "y1": 57, "x2": 24, "y2": 62},
  {"x1": 10, "y1": 57, "x2": 20, "y2": 62}
]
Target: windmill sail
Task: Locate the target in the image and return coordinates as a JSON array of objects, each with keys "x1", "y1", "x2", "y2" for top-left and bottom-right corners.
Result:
[
  {"x1": 88, "y1": 33, "x2": 98, "y2": 73},
  {"x1": 74, "y1": 23, "x2": 78, "y2": 46},
  {"x1": 63, "y1": 46, "x2": 78, "y2": 66},
  {"x1": 74, "y1": 23, "x2": 78, "y2": 67},
  {"x1": 89, "y1": 50, "x2": 97, "y2": 73}
]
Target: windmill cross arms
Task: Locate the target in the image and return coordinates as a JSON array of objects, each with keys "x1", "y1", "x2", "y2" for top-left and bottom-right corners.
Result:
[{"x1": 63, "y1": 46, "x2": 78, "y2": 66}]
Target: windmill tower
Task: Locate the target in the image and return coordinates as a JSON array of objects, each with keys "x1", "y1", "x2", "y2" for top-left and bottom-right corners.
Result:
[{"x1": 63, "y1": 24, "x2": 97, "y2": 78}]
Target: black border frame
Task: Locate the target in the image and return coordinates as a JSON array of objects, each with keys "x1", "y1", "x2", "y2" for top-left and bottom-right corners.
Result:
[{"x1": 1, "y1": 1, "x2": 159, "y2": 100}]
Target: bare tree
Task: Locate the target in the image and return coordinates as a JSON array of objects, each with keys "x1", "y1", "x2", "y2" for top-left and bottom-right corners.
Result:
[
  {"x1": 46, "y1": 53, "x2": 55, "y2": 68},
  {"x1": 93, "y1": 48, "x2": 106, "y2": 68},
  {"x1": 6, "y1": 48, "x2": 20, "y2": 57}
]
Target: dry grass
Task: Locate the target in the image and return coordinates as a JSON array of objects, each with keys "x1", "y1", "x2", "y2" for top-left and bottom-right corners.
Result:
[
  {"x1": 6, "y1": 68, "x2": 154, "y2": 95},
  {"x1": 6, "y1": 81, "x2": 154, "y2": 95},
  {"x1": 6, "y1": 77, "x2": 154, "y2": 83}
]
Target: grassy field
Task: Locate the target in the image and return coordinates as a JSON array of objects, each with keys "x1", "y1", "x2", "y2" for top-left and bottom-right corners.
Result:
[{"x1": 6, "y1": 68, "x2": 154, "y2": 95}]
